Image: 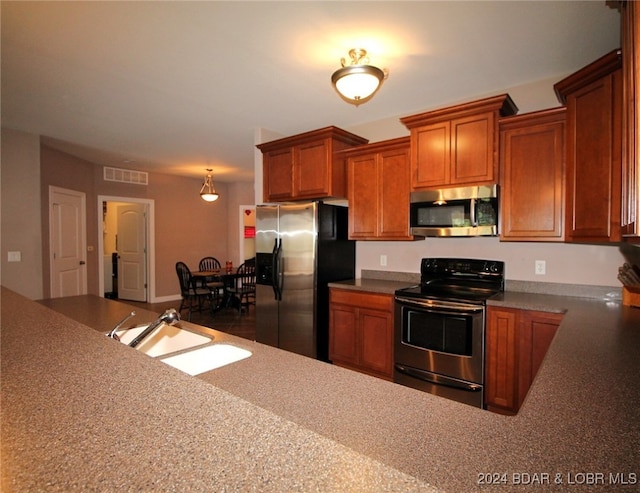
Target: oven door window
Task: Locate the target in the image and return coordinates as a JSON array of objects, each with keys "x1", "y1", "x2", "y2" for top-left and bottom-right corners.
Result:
[{"x1": 403, "y1": 309, "x2": 473, "y2": 356}]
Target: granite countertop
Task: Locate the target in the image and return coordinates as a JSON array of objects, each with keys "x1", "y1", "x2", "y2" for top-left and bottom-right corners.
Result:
[
  {"x1": 2, "y1": 289, "x2": 435, "y2": 493},
  {"x1": 328, "y1": 278, "x2": 415, "y2": 294},
  {"x1": 3, "y1": 284, "x2": 640, "y2": 492}
]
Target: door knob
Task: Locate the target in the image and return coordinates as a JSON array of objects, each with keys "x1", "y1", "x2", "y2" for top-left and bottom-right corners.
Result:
[{"x1": 79, "y1": 260, "x2": 86, "y2": 265}]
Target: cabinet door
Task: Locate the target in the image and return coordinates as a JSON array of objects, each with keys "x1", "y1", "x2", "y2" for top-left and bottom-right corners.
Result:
[
  {"x1": 329, "y1": 289, "x2": 394, "y2": 380},
  {"x1": 500, "y1": 109, "x2": 566, "y2": 240},
  {"x1": 517, "y1": 311, "x2": 561, "y2": 406},
  {"x1": 451, "y1": 112, "x2": 495, "y2": 185},
  {"x1": 348, "y1": 153, "x2": 379, "y2": 238},
  {"x1": 621, "y1": 1, "x2": 639, "y2": 237},
  {"x1": 359, "y1": 308, "x2": 393, "y2": 377},
  {"x1": 485, "y1": 307, "x2": 519, "y2": 413},
  {"x1": 565, "y1": 71, "x2": 622, "y2": 242},
  {"x1": 329, "y1": 304, "x2": 358, "y2": 366},
  {"x1": 411, "y1": 121, "x2": 450, "y2": 189},
  {"x1": 378, "y1": 146, "x2": 412, "y2": 239},
  {"x1": 296, "y1": 139, "x2": 330, "y2": 199},
  {"x1": 263, "y1": 147, "x2": 294, "y2": 201}
]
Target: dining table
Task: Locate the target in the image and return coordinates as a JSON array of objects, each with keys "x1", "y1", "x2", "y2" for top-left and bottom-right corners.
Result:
[{"x1": 191, "y1": 269, "x2": 242, "y2": 310}]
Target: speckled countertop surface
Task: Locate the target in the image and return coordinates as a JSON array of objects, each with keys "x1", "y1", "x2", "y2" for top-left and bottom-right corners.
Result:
[{"x1": 3, "y1": 282, "x2": 640, "y2": 492}]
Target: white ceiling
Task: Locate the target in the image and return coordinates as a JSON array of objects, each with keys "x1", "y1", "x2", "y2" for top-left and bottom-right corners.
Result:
[{"x1": 1, "y1": 1, "x2": 621, "y2": 183}]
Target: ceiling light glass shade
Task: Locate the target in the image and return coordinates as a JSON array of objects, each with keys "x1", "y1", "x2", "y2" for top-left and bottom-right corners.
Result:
[
  {"x1": 331, "y1": 49, "x2": 387, "y2": 106},
  {"x1": 200, "y1": 169, "x2": 219, "y2": 202}
]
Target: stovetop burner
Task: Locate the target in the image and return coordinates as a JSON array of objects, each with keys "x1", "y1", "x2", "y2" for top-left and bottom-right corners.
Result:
[{"x1": 396, "y1": 258, "x2": 505, "y2": 303}]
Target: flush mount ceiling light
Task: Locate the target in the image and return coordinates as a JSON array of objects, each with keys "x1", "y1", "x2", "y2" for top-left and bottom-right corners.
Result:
[
  {"x1": 331, "y1": 48, "x2": 388, "y2": 106},
  {"x1": 200, "y1": 169, "x2": 219, "y2": 202}
]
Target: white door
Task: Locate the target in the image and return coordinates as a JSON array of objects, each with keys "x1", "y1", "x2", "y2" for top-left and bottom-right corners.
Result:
[
  {"x1": 50, "y1": 187, "x2": 87, "y2": 298},
  {"x1": 116, "y1": 203, "x2": 147, "y2": 301}
]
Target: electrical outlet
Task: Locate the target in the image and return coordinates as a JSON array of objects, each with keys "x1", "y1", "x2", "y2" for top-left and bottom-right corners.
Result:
[
  {"x1": 380, "y1": 254, "x2": 387, "y2": 267},
  {"x1": 535, "y1": 260, "x2": 546, "y2": 275}
]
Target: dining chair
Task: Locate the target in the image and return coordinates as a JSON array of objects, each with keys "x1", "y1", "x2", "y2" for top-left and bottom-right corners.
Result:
[
  {"x1": 175, "y1": 261, "x2": 214, "y2": 321},
  {"x1": 198, "y1": 256, "x2": 225, "y2": 308},
  {"x1": 199, "y1": 256, "x2": 222, "y2": 272},
  {"x1": 227, "y1": 261, "x2": 256, "y2": 313}
]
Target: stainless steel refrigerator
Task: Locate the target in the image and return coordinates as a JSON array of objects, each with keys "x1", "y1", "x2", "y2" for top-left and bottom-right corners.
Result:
[{"x1": 255, "y1": 202, "x2": 355, "y2": 361}]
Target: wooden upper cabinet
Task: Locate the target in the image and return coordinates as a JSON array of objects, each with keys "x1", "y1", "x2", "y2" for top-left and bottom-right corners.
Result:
[
  {"x1": 257, "y1": 126, "x2": 368, "y2": 202},
  {"x1": 499, "y1": 107, "x2": 567, "y2": 241},
  {"x1": 400, "y1": 94, "x2": 518, "y2": 190},
  {"x1": 620, "y1": 0, "x2": 640, "y2": 240},
  {"x1": 554, "y1": 50, "x2": 623, "y2": 243},
  {"x1": 261, "y1": 146, "x2": 294, "y2": 201},
  {"x1": 345, "y1": 137, "x2": 412, "y2": 240}
]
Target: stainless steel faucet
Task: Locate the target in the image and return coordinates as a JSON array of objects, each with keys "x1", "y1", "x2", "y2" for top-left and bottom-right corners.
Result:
[
  {"x1": 105, "y1": 311, "x2": 136, "y2": 341},
  {"x1": 127, "y1": 308, "x2": 181, "y2": 348}
]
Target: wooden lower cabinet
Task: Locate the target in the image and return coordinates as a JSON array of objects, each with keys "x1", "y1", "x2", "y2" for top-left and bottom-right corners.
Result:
[
  {"x1": 485, "y1": 306, "x2": 564, "y2": 414},
  {"x1": 329, "y1": 288, "x2": 394, "y2": 380}
]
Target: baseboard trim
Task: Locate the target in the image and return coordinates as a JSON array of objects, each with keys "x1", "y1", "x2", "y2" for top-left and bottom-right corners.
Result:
[{"x1": 151, "y1": 294, "x2": 182, "y2": 304}]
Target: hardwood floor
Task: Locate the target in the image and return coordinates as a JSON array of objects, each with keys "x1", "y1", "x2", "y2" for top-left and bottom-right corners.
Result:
[{"x1": 120, "y1": 298, "x2": 256, "y2": 341}]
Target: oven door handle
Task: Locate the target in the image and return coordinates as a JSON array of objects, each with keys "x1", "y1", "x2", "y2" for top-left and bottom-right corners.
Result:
[
  {"x1": 395, "y1": 296, "x2": 484, "y2": 314},
  {"x1": 395, "y1": 364, "x2": 482, "y2": 393}
]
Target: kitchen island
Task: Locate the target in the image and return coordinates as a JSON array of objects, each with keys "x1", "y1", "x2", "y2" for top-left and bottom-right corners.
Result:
[{"x1": 3, "y1": 285, "x2": 640, "y2": 492}]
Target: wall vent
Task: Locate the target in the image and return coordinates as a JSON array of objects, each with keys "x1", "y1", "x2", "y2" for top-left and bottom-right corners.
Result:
[{"x1": 103, "y1": 166, "x2": 148, "y2": 185}]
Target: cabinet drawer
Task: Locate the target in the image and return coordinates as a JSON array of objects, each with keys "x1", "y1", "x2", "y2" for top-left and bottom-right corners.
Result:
[{"x1": 330, "y1": 289, "x2": 393, "y2": 311}]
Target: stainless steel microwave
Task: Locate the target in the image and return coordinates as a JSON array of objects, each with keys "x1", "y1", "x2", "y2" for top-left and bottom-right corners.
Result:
[{"x1": 410, "y1": 185, "x2": 499, "y2": 237}]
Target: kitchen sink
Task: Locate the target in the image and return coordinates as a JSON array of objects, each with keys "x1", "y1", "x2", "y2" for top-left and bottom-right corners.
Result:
[
  {"x1": 116, "y1": 324, "x2": 212, "y2": 357},
  {"x1": 160, "y1": 344, "x2": 252, "y2": 375}
]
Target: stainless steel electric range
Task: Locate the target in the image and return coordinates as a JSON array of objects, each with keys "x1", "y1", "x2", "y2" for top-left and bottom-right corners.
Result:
[{"x1": 394, "y1": 258, "x2": 505, "y2": 408}]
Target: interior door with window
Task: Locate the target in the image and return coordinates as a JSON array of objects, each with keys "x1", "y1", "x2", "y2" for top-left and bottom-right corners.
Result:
[
  {"x1": 50, "y1": 187, "x2": 87, "y2": 298},
  {"x1": 116, "y1": 203, "x2": 147, "y2": 301}
]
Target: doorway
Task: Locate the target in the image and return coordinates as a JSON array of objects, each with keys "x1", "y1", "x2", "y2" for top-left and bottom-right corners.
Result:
[
  {"x1": 97, "y1": 195, "x2": 155, "y2": 302},
  {"x1": 239, "y1": 206, "x2": 256, "y2": 263}
]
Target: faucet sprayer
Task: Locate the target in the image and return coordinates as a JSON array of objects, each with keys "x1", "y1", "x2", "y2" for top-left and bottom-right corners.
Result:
[
  {"x1": 105, "y1": 311, "x2": 136, "y2": 341},
  {"x1": 127, "y1": 308, "x2": 181, "y2": 348}
]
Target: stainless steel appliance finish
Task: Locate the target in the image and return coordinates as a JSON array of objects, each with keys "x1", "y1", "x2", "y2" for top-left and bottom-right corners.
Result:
[
  {"x1": 394, "y1": 258, "x2": 505, "y2": 408},
  {"x1": 410, "y1": 184, "x2": 499, "y2": 237},
  {"x1": 255, "y1": 202, "x2": 355, "y2": 361}
]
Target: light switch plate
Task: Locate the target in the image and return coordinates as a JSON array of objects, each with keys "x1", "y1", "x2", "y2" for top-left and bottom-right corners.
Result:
[{"x1": 8, "y1": 251, "x2": 21, "y2": 262}]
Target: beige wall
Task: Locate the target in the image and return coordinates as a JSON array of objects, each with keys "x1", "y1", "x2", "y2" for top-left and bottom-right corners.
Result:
[
  {"x1": 1, "y1": 129, "x2": 255, "y2": 301},
  {"x1": 39, "y1": 145, "x2": 244, "y2": 300},
  {"x1": 355, "y1": 239, "x2": 624, "y2": 287},
  {"x1": 1, "y1": 128, "x2": 43, "y2": 299},
  {"x1": 224, "y1": 182, "x2": 255, "y2": 268}
]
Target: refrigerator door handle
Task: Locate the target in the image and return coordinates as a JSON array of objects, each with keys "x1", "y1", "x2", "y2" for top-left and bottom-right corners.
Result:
[
  {"x1": 271, "y1": 239, "x2": 279, "y2": 300},
  {"x1": 272, "y1": 238, "x2": 282, "y2": 301},
  {"x1": 275, "y1": 238, "x2": 283, "y2": 300}
]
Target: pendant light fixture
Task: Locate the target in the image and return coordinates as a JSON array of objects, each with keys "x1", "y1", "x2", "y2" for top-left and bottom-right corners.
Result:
[
  {"x1": 200, "y1": 168, "x2": 219, "y2": 202},
  {"x1": 331, "y1": 48, "x2": 387, "y2": 106}
]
